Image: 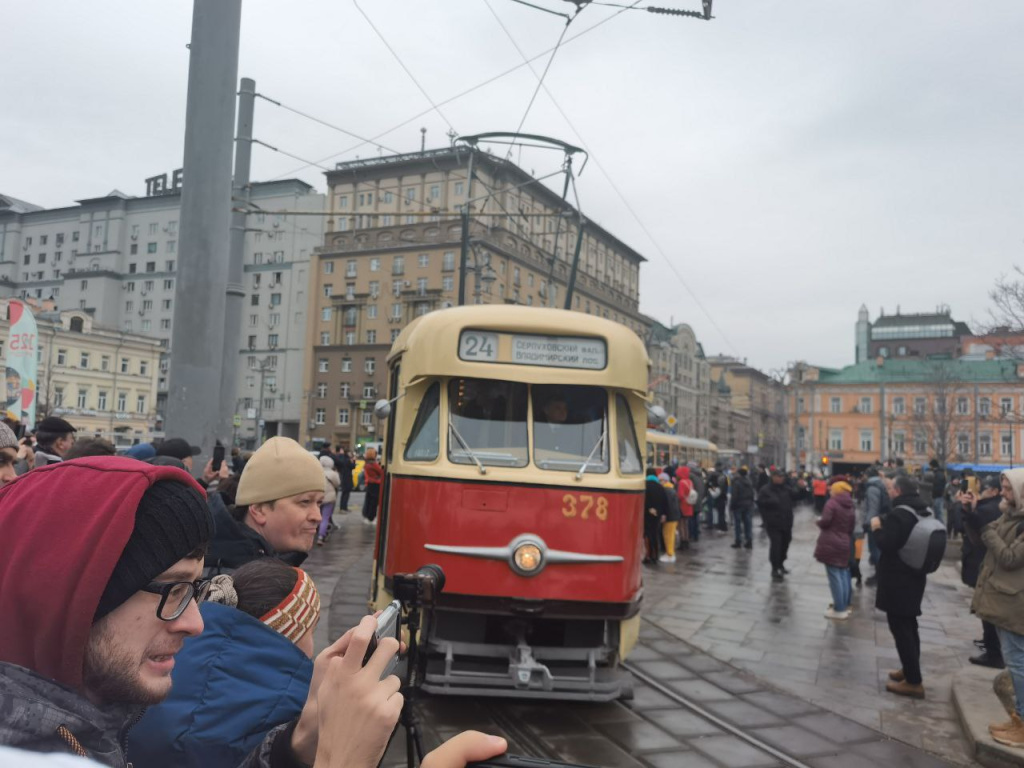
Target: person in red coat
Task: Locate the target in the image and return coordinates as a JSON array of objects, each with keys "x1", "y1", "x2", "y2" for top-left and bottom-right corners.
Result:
[{"x1": 815, "y1": 480, "x2": 856, "y2": 619}]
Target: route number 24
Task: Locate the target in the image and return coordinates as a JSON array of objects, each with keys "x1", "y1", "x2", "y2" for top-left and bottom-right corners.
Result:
[
  {"x1": 459, "y1": 332, "x2": 499, "y2": 362},
  {"x1": 562, "y1": 494, "x2": 609, "y2": 521}
]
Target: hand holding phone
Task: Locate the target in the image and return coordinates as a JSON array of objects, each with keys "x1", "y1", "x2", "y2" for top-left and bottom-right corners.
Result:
[
  {"x1": 212, "y1": 442, "x2": 225, "y2": 472},
  {"x1": 362, "y1": 600, "x2": 402, "y2": 680}
]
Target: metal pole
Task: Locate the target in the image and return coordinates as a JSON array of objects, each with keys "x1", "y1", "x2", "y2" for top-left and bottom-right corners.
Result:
[
  {"x1": 219, "y1": 76, "x2": 255, "y2": 453},
  {"x1": 562, "y1": 219, "x2": 585, "y2": 310},
  {"x1": 256, "y1": 360, "x2": 266, "y2": 446},
  {"x1": 166, "y1": 0, "x2": 242, "y2": 466},
  {"x1": 457, "y1": 151, "x2": 475, "y2": 306}
]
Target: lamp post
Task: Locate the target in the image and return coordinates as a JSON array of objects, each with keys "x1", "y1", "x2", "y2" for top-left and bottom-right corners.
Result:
[{"x1": 255, "y1": 357, "x2": 275, "y2": 446}]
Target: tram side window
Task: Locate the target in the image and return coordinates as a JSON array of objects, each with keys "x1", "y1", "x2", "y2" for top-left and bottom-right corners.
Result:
[
  {"x1": 448, "y1": 378, "x2": 528, "y2": 467},
  {"x1": 404, "y1": 382, "x2": 440, "y2": 461},
  {"x1": 532, "y1": 384, "x2": 608, "y2": 473},
  {"x1": 616, "y1": 395, "x2": 642, "y2": 474}
]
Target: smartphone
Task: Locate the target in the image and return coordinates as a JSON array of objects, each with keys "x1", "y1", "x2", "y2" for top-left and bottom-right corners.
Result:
[
  {"x1": 960, "y1": 478, "x2": 969, "y2": 493},
  {"x1": 468, "y1": 756, "x2": 597, "y2": 768},
  {"x1": 362, "y1": 600, "x2": 401, "y2": 679},
  {"x1": 212, "y1": 442, "x2": 225, "y2": 472}
]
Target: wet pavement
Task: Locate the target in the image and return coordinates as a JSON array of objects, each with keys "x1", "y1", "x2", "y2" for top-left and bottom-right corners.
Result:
[{"x1": 302, "y1": 497, "x2": 981, "y2": 767}]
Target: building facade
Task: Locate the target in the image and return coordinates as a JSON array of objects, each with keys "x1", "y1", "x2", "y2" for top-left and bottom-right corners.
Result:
[
  {"x1": 0, "y1": 180, "x2": 325, "y2": 446},
  {"x1": 788, "y1": 358, "x2": 1024, "y2": 470},
  {"x1": 646, "y1": 320, "x2": 711, "y2": 440},
  {"x1": 707, "y1": 356, "x2": 786, "y2": 465},
  {"x1": 855, "y1": 305, "x2": 971, "y2": 363},
  {"x1": 0, "y1": 301, "x2": 162, "y2": 444},
  {"x1": 303, "y1": 146, "x2": 647, "y2": 449}
]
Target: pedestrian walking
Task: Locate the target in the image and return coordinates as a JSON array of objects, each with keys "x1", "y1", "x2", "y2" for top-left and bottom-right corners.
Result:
[
  {"x1": 816, "y1": 480, "x2": 856, "y2": 619},
  {"x1": 362, "y1": 448, "x2": 383, "y2": 525},
  {"x1": 129, "y1": 559, "x2": 321, "y2": 768},
  {"x1": 730, "y1": 466, "x2": 755, "y2": 549},
  {"x1": 336, "y1": 446, "x2": 355, "y2": 512},
  {"x1": 205, "y1": 436, "x2": 326, "y2": 574},
  {"x1": 961, "y1": 475, "x2": 1005, "y2": 668},
  {"x1": 971, "y1": 469, "x2": 1024, "y2": 747},
  {"x1": 758, "y1": 468, "x2": 798, "y2": 582},
  {"x1": 318, "y1": 455, "x2": 341, "y2": 546},
  {"x1": 874, "y1": 475, "x2": 931, "y2": 699}
]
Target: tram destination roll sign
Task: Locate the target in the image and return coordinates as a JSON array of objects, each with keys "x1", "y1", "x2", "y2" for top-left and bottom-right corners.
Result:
[{"x1": 458, "y1": 330, "x2": 606, "y2": 370}]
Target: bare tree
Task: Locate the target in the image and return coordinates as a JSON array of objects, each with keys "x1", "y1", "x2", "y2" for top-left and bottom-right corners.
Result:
[
  {"x1": 908, "y1": 361, "x2": 969, "y2": 468},
  {"x1": 988, "y1": 266, "x2": 1024, "y2": 332}
]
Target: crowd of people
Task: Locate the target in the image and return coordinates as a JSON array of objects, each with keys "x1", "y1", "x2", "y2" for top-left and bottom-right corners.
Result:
[{"x1": 0, "y1": 424, "x2": 508, "y2": 768}]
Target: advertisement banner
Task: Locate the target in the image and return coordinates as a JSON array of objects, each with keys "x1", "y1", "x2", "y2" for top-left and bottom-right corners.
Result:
[{"x1": 3, "y1": 300, "x2": 38, "y2": 426}]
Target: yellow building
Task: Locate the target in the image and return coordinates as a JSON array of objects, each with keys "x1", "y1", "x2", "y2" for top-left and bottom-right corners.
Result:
[
  {"x1": 788, "y1": 357, "x2": 1024, "y2": 471},
  {"x1": 0, "y1": 302, "x2": 163, "y2": 445}
]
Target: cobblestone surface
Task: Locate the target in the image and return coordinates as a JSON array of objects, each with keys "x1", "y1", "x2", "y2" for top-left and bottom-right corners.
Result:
[{"x1": 301, "y1": 496, "x2": 980, "y2": 767}]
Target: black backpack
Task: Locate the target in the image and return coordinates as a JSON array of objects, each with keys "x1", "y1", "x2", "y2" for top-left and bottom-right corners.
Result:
[{"x1": 896, "y1": 505, "x2": 947, "y2": 574}]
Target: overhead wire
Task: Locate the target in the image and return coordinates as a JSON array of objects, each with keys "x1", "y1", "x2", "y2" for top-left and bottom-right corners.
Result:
[
  {"x1": 255, "y1": 93, "x2": 402, "y2": 156},
  {"x1": 484, "y1": 0, "x2": 739, "y2": 354},
  {"x1": 267, "y1": 2, "x2": 641, "y2": 181}
]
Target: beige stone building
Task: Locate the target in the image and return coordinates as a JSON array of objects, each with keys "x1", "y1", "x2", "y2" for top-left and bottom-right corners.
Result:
[
  {"x1": 302, "y1": 146, "x2": 647, "y2": 449},
  {"x1": 645, "y1": 320, "x2": 711, "y2": 440},
  {"x1": 707, "y1": 356, "x2": 786, "y2": 466},
  {"x1": 0, "y1": 299, "x2": 163, "y2": 445}
]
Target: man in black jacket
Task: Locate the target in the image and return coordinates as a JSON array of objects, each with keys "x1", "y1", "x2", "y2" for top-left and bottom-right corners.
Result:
[
  {"x1": 961, "y1": 474, "x2": 1005, "y2": 668},
  {"x1": 872, "y1": 474, "x2": 930, "y2": 699},
  {"x1": 730, "y1": 467, "x2": 755, "y2": 549},
  {"x1": 335, "y1": 446, "x2": 355, "y2": 512},
  {"x1": 929, "y1": 459, "x2": 947, "y2": 524},
  {"x1": 644, "y1": 467, "x2": 669, "y2": 564},
  {"x1": 757, "y1": 469, "x2": 797, "y2": 581}
]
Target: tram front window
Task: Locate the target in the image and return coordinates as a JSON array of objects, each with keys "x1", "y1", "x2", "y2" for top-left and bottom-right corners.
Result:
[
  {"x1": 447, "y1": 378, "x2": 528, "y2": 467},
  {"x1": 532, "y1": 384, "x2": 608, "y2": 473}
]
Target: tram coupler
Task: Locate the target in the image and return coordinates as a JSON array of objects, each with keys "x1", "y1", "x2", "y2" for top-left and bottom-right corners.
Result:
[{"x1": 510, "y1": 642, "x2": 554, "y2": 691}]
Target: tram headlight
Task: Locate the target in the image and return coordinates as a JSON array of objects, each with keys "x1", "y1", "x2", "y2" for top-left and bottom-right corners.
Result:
[{"x1": 512, "y1": 542, "x2": 543, "y2": 575}]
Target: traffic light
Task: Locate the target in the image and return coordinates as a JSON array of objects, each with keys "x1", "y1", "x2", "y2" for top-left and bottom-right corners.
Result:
[{"x1": 821, "y1": 456, "x2": 830, "y2": 466}]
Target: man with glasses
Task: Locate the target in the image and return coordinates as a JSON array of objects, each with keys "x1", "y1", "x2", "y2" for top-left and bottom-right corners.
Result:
[{"x1": 0, "y1": 456, "x2": 508, "y2": 768}]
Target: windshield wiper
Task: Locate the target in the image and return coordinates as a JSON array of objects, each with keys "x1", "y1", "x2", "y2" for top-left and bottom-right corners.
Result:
[
  {"x1": 575, "y1": 430, "x2": 606, "y2": 480},
  {"x1": 449, "y1": 422, "x2": 487, "y2": 475}
]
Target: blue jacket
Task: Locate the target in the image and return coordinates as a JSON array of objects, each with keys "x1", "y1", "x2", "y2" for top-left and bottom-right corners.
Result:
[{"x1": 128, "y1": 602, "x2": 313, "y2": 768}]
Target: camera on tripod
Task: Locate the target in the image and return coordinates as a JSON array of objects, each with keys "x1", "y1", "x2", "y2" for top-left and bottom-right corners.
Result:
[{"x1": 392, "y1": 563, "x2": 445, "y2": 608}]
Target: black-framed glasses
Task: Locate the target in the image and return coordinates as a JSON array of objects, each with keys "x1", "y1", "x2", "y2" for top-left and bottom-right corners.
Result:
[{"x1": 140, "y1": 579, "x2": 212, "y2": 621}]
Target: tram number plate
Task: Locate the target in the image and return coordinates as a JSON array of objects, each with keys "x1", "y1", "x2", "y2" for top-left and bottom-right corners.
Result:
[
  {"x1": 561, "y1": 493, "x2": 609, "y2": 521},
  {"x1": 458, "y1": 331, "x2": 499, "y2": 362}
]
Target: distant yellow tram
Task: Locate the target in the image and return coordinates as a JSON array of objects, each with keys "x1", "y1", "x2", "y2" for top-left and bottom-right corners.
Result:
[{"x1": 645, "y1": 430, "x2": 718, "y2": 468}]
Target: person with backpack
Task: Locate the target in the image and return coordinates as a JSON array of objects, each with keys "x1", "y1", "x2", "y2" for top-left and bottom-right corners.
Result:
[{"x1": 872, "y1": 474, "x2": 945, "y2": 699}]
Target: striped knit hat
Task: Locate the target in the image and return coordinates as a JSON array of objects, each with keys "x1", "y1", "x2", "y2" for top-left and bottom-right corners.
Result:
[{"x1": 259, "y1": 567, "x2": 321, "y2": 643}]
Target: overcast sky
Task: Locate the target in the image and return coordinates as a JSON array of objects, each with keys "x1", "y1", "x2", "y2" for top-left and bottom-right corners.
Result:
[{"x1": 3, "y1": 0, "x2": 1021, "y2": 372}]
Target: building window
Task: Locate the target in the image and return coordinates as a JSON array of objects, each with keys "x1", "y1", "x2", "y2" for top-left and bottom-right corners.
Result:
[
  {"x1": 829, "y1": 397, "x2": 841, "y2": 414},
  {"x1": 248, "y1": 335, "x2": 257, "y2": 350},
  {"x1": 366, "y1": 329, "x2": 377, "y2": 344},
  {"x1": 268, "y1": 333, "x2": 279, "y2": 348},
  {"x1": 956, "y1": 397, "x2": 969, "y2": 415},
  {"x1": 315, "y1": 408, "x2": 326, "y2": 425},
  {"x1": 362, "y1": 383, "x2": 375, "y2": 398},
  {"x1": 897, "y1": 346, "x2": 907, "y2": 356},
  {"x1": 957, "y1": 433, "x2": 971, "y2": 456},
  {"x1": 980, "y1": 397, "x2": 991, "y2": 417},
  {"x1": 859, "y1": 397, "x2": 872, "y2": 414},
  {"x1": 369, "y1": 281, "x2": 380, "y2": 298},
  {"x1": 249, "y1": 314, "x2": 259, "y2": 327},
  {"x1": 417, "y1": 277, "x2": 428, "y2": 295},
  {"x1": 324, "y1": 284, "x2": 333, "y2": 298},
  {"x1": 1001, "y1": 397, "x2": 1013, "y2": 416},
  {"x1": 361, "y1": 410, "x2": 374, "y2": 427},
  {"x1": 442, "y1": 276, "x2": 453, "y2": 292},
  {"x1": 914, "y1": 432, "x2": 927, "y2": 455},
  {"x1": 56, "y1": 349, "x2": 67, "y2": 366},
  {"x1": 418, "y1": 253, "x2": 429, "y2": 268},
  {"x1": 342, "y1": 358, "x2": 352, "y2": 372},
  {"x1": 344, "y1": 331, "x2": 356, "y2": 345},
  {"x1": 892, "y1": 432, "x2": 905, "y2": 454},
  {"x1": 96, "y1": 390, "x2": 108, "y2": 411},
  {"x1": 100, "y1": 355, "x2": 110, "y2": 372},
  {"x1": 1001, "y1": 432, "x2": 1013, "y2": 457},
  {"x1": 141, "y1": 320, "x2": 151, "y2": 331},
  {"x1": 251, "y1": 294, "x2": 260, "y2": 307},
  {"x1": 136, "y1": 395, "x2": 147, "y2": 414},
  {"x1": 317, "y1": 358, "x2": 329, "y2": 373},
  {"x1": 859, "y1": 430, "x2": 873, "y2": 452},
  {"x1": 443, "y1": 251, "x2": 455, "y2": 271},
  {"x1": 892, "y1": 397, "x2": 905, "y2": 415},
  {"x1": 270, "y1": 293, "x2": 281, "y2": 306},
  {"x1": 393, "y1": 256, "x2": 405, "y2": 276},
  {"x1": 77, "y1": 389, "x2": 88, "y2": 409},
  {"x1": 53, "y1": 386, "x2": 64, "y2": 407},
  {"x1": 370, "y1": 257, "x2": 380, "y2": 272},
  {"x1": 365, "y1": 358, "x2": 376, "y2": 374},
  {"x1": 828, "y1": 429, "x2": 843, "y2": 451},
  {"x1": 879, "y1": 347, "x2": 888, "y2": 358},
  {"x1": 316, "y1": 382, "x2": 327, "y2": 398},
  {"x1": 161, "y1": 318, "x2": 171, "y2": 330},
  {"x1": 79, "y1": 352, "x2": 90, "y2": 369},
  {"x1": 320, "y1": 332, "x2": 330, "y2": 345},
  {"x1": 338, "y1": 408, "x2": 349, "y2": 426},
  {"x1": 322, "y1": 307, "x2": 332, "y2": 322},
  {"x1": 346, "y1": 259, "x2": 357, "y2": 277},
  {"x1": 324, "y1": 261, "x2": 335, "y2": 274},
  {"x1": 139, "y1": 360, "x2": 148, "y2": 376},
  {"x1": 340, "y1": 382, "x2": 351, "y2": 398},
  {"x1": 367, "y1": 304, "x2": 378, "y2": 319},
  {"x1": 391, "y1": 303, "x2": 402, "y2": 319},
  {"x1": 979, "y1": 434, "x2": 992, "y2": 457},
  {"x1": 914, "y1": 397, "x2": 926, "y2": 415}
]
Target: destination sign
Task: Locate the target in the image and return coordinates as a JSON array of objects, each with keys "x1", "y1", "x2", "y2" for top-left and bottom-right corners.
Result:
[{"x1": 458, "y1": 330, "x2": 606, "y2": 370}]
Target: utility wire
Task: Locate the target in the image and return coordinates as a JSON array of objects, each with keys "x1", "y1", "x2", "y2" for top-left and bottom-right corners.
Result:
[
  {"x1": 268, "y1": 3, "x2": 638, "y2": 181},
  {"x1": 252, "y1": 139, "x2": 333, "y2": 173},
  {"x1": 485, "y1": 0, "x2": 738, "y2": 354},
  {"x1": 255, "y1": 93, "x2": 402, "y2": 156},
  {"x1": 352, "y1": 0, "x2": 455, "y2": 132}
]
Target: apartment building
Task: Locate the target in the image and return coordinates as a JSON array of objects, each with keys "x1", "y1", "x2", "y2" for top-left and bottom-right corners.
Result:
[
  {"x1": 646, "y1": 320, "x2": 711, "y2": 440},
  {"x1": 707, "y1": 355, "x2": 786, "y2": 465},
  {"x1": 789, "y1": 357, "x2": 1024, "y2": 469},
  {"x1": 304, "y1": 146, "x2": 647, "y2": 449},
  {"x1": 0, "y1": 301, "x2": 162, "y2": 444},
  {"x1": 0, "y1": 180, "x2": 325, "y2": 446}
]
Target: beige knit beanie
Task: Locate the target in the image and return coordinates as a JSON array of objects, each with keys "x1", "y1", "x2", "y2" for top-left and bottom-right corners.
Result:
[{"x1": 236, "y1": 437, "x2": 326, "y2": 505}]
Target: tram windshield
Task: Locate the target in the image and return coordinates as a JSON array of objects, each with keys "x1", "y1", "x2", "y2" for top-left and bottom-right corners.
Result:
[
  {"x1": 532, "y1": 384, "x2": 608, "y2": 473},
  {"x1": 447, "y1": 378, "x2": 529, "y2": 467}
]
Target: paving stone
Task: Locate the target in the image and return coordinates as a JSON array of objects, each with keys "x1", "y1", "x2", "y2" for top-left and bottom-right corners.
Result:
[
  {"x1": 792, "y1": 712, "x2": 881, "y2": 744},
  {"x1": 663, "y1": 678, "x2": 734, "y2": 702},
  {"x1": 643, "y1": 709, "x2": 727, "y2": 738},
  {"x1": 599, "y1": 720, "x2": 684, "y2": 752},
  {"x1": 677, "y1": 654, "x2": 728, "y2": 674},
  {"x1": 701, "y1": 670, "x2": 763, "y2": 695},
  {"x1": 703, "y1": 699, "x2": 786, "y2": 728},
  {"x1": 543, "y1": 734, "x2": 645, "y2": 768},
  {"x1": 850, "y1": 737, "x2": 959, "y2": 767},
  {"x1": 642, "y1": 751, "x2": 719, "y2": 768},
  {"x1": 741, "y1": 690, "x2": 820, "y2": 717},
  {"x1": 629, "y1": 659, "x2": 696, "y2": 681},
  {"x1": 690, "y1": 734, "x2": 782, "y2": 767},
  {"x1": 629, "y1": 685, "x2": 680, "y2": 711},
  {"x1": 747, "y1": 724, "x2": 842, "y2": 757}
]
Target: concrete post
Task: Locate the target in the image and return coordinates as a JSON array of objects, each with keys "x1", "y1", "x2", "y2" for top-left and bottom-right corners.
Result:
[
  {"x1": 219, "y1": 77, "x2": 255, "y2": 448},
  {"x1": 165, "y1": 0, "x2": 242, "y2": 463}
]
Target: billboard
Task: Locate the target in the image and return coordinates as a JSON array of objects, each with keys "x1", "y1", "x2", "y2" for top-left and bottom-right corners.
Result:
[{"x1": 3, "y1": 300, "x2": 38, "y2": 426}]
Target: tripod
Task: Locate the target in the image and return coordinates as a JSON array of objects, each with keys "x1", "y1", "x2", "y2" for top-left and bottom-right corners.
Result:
[{"x1": 400, "y1": 600, "x2": 430, "y2": 768}]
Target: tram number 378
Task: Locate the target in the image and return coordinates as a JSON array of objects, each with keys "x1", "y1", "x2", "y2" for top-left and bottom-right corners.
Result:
[{"x1": 561, "y1": 493, "x2": 609, "y2": 521}]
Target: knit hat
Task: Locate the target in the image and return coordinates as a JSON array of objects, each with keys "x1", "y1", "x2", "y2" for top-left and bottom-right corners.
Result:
[
  {"x1": 830, "y1": 481, "x2": 853, "y2": 497},
  {"x1": 236, "y1": 437, "x2": 325, "y2": 506},
  {"x1": 259, "y1": 568, "x2": 321, "y2": 644},
  {"x1": 0, "y1": 422, "x2": 18, "y2": 452},
  {"x1": 95, "y1": 480, "x2": 213, "y2": 620}
]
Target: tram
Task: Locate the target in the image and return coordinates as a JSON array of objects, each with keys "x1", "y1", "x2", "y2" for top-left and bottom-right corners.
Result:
[
  {"x1": 369, "y1": 305, "x2": 650, "y2": 700},
  {"x1": 645, "y1": 430, "x2": 718, "y2": 468}
]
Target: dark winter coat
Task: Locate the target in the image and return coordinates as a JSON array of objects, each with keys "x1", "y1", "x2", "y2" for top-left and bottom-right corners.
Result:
[
  {"x1": 336, "y1": 453, "x2": 355, "y2": 490},
  {"x1": 961, "y1": 494, "x2": 1003, "y2": 588},
  {"x1": 814, "y1": 492, "x2": 856, "y2": 568},
  {"x1": 129, "y1": 603, "x2": 313, "y2": 768},
  {"x1": 661, "y1": 482, "x2": 682, "y2": 522},
  {"x1": 931, "y1": 468, "x2": 947, "y2": 499},
  {"x1": 863, "y1": 476, "x2": 891, "y2": 523},
  {"x1": 757, "y1": 482, "x2": 797, "y2": 529},
  {"x1": 689, "y1": 470, "x2": 705, "y2": 504},
  {"x1": 730, "y1": 474, "x2": 755, "y2": 511},
  {"x1": 874, "y1": 493, "x2": 929, "y2": 617},
  {"x1": 644, "y1": 477, "x2": 669, "y2": 541},
  {"x1": 715, "y1": 473, "x2": 730, "y2": 511}
]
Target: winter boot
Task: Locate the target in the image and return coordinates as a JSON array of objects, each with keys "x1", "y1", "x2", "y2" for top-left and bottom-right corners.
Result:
[
  {"x1": 885, "y1": 680, "x2": 925, "y2": 699},
  {"x1": 992, "y1": 715, "x2": 1024, "y2": 748},
  {"x1": 990, "y1": 712, "x2": 1022, "y2": 736}
]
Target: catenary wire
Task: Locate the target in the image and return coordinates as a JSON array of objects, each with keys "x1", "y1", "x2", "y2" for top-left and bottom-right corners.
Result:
[
  {"x1": 484, "y1": 0, "x2": 739, "y2": 354},
  {"x1": 267, "y1": 3, "x2": 639, "y2": 181},
  {"x1": 255, "y1": 93, "x2": 402, "y2": 157}
]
